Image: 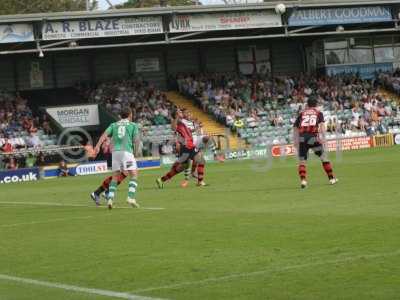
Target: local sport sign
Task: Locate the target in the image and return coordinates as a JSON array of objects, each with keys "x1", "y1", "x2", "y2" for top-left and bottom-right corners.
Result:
[
  {"x1": 46, "y1": 104, "x2": 99, "y2": 128},
  {"x1": 169, "y1": 11, "x2": 281, "y2": 33},
  {"x1": 75, "y1": 161, "x2": 108, "y2": 176},
  {"x1": 42, "y1": 16, "x2": 163, "y2": 40},
  {"x1": 289, "y1": 6, "x2": 392, "y2": 26},
  {"x1": 0, "y1": 24, "x2": 34, "y2": 43},
  {"x1": 0, "y1": 168, "x2": 40, "y2": 184}
]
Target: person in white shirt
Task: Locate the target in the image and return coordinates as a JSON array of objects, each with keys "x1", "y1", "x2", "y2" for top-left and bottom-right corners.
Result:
[{"x1": 27, "y1": 132, "x2": 42, "y2": 148}]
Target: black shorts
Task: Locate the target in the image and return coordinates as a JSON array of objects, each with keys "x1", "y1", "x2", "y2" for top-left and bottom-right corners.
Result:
[
  {"x1": 177, "y1": 147, "x2": 198, "y2": 164},
  {"x1": 298, "y1": 134, "x2": 324, "y2": 160}
]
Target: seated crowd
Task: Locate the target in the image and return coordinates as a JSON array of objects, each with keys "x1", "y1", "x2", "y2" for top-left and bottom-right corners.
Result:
[
  {"x1": 378, "y1": 68, "x2": 400, "y2": 96},
  {"x1": 177, "y1": 73, "x2": 400, "y2": 145},
  {"x1": 85, "y1": 77, "x2": 200, "y2": 156},
  {"x1": 2, "y1": 72, "x2": 399, "y2": 170},
  {"x1": 86, "y1": 77, "x2": 173, "y2": 127},
  {"x1": 0, "y1": 90, "x2": 57, "y2": 170}
]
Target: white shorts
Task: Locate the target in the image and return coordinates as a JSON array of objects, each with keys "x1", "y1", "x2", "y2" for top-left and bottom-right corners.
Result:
[
  {"x1": 112, "y1": 151, "x2": 137, "y2": 172},
  {"x1": 193, "y1": 135, "x2": 204, "y2": 148}
]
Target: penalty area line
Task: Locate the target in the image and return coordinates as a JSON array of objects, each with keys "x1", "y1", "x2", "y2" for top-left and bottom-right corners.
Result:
[
  {"x1": 0, "y1": 216, "x2": 93, "y2": 228},
  {"x1": 0, "y1": 201, "x2": 165, "y2": 210},
  {"x1": 0, "y1": 274, "x2": 166, "y2": 300}
]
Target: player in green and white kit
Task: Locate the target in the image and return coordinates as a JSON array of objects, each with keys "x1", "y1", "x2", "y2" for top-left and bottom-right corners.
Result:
[{"x1": 94, "y1": 107, "x2": 140, "y2": 209}]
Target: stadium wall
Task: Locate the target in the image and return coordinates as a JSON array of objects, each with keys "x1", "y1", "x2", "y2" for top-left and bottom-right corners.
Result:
[
  {"x1": 55, "y1": 53, "x2": 91, "y2": 88},
  {"x1": 271, "y1": 40, "x2": 304, "y2": 75},
  {"x1": 0, "y1": 39, "x2": 305, "y2": 92},
  {"x1": 0, "y1": 59, "x2": 14, "y2": 91}
]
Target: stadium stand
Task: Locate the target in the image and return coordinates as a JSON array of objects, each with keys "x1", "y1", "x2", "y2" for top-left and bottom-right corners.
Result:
[
  {"x1": 379, "y1": 68, "x2": 400, "y2": 96},
  {"x1": 85, "y1": 78, "x2": 176, "y2": 153},
  {"x1": 0, "y1": 90, "x2": 63, "y2": 169},
  {"x1": 3, "y1": 70, "x2": 400, "y2": 171},
  {"x1": 177, "y1": 73, "x2": 400, "y2": 147},
  {"x1": 0, "y1": 90, "x2": 58, "y2": 149}
]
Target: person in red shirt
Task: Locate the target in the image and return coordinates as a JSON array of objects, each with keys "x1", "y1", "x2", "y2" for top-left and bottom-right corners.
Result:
[
  {"x1": 293, "y1": 96, "x2": 338, "y2": 189},
  {"x1": 156, "y1": 108, "x2": 200, "y2": 188},
  {"x1": 1, "y1": 138, "x2": 13, "y2": 153}
]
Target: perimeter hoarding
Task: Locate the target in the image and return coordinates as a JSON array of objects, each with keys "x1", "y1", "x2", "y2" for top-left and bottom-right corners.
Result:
[
  {"x1": 289, "y1": 6, "x2": 392, "y2": 26},
  {"x1": 42, "y1": 16, "x2": 163, "y2": 40},
  {"x1": 46, "y1": 105, "x2": 100, "y2": 128},
  {"x1": 170, "y1": 11, "x2": 281, "y2": 33},
  {"x1": 0, "y1": 24, "x2": 34, "y2": 43}
]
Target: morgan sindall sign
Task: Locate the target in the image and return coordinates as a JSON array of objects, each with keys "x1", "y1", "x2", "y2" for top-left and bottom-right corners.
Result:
[
  {"x1": 46, "y1": 104, "x2": 100, "y2": 128},
  {"x1": 42, "y1": 17, "x2": 163, "y2": 40},
  {"x1": 288, "y1": 6, "x2": 392, "y2": 26}
]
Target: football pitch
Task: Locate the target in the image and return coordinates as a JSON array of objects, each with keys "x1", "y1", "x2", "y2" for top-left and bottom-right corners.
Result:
[{"x1": 0, "y1": 147, "x2": 399, "y2": 300}]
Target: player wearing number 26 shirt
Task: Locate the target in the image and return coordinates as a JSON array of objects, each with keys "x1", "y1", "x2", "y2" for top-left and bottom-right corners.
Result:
[{"x1": 293, "y1": 97, "x2": 338, "y2": 189}]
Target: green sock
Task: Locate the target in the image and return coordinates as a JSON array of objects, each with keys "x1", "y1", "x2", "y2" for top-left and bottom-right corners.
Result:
[
  {"x1": 128, "y1": 179, "x2": 138, "y2": 199},
  {"x1": 108, "y1": 180, "x2": 117, "y2": 199}
]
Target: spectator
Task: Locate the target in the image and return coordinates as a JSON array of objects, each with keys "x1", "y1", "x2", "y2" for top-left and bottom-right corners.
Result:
[
  {"x1": 27, "y1": 132, "x2": 42, "y2": 148},
  {"x1": 0, "y1": 157, "x2": 5, "y2": 170},
  {"x1": 42, "y1": 119, "x2": 53, "y2": 135},
  {"x1": 1, "y1": 138, "x2": 13, "y2": 153},
  {"x1": 5, "y1": 157, "x2": 18, "y2": 170},
  {"x1": 58, "y1": 160, "x2": 71, "y2": 177},
  {"x1": 25, "y1": 153, "x2": 36, "y2": 168},
  {"x1": 35, "y1": 152, "x2": 46, "y2": 167}
]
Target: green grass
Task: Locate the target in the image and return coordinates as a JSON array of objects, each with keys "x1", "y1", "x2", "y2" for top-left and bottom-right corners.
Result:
[{"x1": 0, "y1": 147, "x2": 400, "y2": 300}]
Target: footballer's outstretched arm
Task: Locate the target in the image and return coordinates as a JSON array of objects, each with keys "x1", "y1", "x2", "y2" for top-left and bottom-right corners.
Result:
[
  {"x1": 134, "y1": 135, "x2": 141, "y2": 158},
  {"x1": 94, "y1": 131, "x2": 109, "y2": 155},
  {"x1": 318, "y1": 122, "x2": 326, "y2": 144}
]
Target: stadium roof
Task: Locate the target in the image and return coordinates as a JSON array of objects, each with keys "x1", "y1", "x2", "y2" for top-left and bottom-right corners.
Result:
[{"x1": 0, "y1": 0, "x2": 399, "y2": 23}]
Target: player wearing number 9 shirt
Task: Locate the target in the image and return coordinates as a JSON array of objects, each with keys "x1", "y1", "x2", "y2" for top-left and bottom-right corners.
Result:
[
  {"x1": 94, "y1": 107, "x2": 140, "y2": 209},
  {"x1": 293, "y1": 97, "x2": 338, "y2": 189}
]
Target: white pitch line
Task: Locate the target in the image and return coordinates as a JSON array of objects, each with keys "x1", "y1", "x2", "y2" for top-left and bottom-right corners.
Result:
[
  {"x1": 0, "y1": 273, "x2": 166, "y2": 300},
  {"x1": 132, "y1": 250, "x2": 400, "y2": 293},
  {"x1": 0, "y1": 216, "x2": 93, "y2": 228},
  {"x1": 0, "y1": 201, "x2": 165, "y2": 210}
]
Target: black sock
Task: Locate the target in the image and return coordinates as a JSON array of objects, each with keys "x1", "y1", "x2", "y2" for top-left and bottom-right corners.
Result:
[{"x1": 94, "y1": 186, "x2": 105, "y2": 195}]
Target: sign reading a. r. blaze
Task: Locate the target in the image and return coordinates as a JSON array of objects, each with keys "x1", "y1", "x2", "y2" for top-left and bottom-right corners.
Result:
[{"x1": 42, "y1": 17, "x2": 163, "y2": 40}]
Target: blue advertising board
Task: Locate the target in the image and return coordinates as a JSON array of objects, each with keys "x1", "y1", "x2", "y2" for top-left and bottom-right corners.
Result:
[
  {"x1": 137, "y1": 159, "x2": 161, "y2": 169},
  {"x1": 289, "y1": 6, "x2": 392, "y2": 26},
  {"x1": 326, "y1": 63, "x2": 393, "y2": 79},
  {"x1": 0, "y1": 24, "x2": 34, "y2": 43},
  {"x1": 43, "y1": 159, "x2": 160, "y2": 179},
  {"x1": 0, "y1": 168, "x2": 40, "y2": 184}
]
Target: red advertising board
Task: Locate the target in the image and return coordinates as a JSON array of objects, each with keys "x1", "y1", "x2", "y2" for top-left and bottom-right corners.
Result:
[
  {"x1": 325, "y1": 136, "x2": 371, "y2": 151},
  {"x1": 271, "y1": 137, "x2": 372, "y2": 157},
  {"x1": 271, "y1": 144, "x2": 296, "y2": 157}
]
